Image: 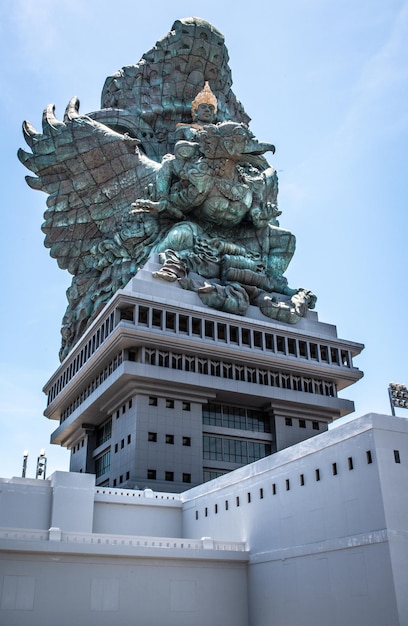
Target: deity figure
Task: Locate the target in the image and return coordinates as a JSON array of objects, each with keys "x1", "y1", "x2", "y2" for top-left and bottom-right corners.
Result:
[{"x1": 131, "y1": 82, "x2": 311, "y2": 317}]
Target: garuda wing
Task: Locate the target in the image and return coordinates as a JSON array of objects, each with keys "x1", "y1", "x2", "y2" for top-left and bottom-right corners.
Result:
[
  {"x1": 18, "y1": 97, "x2": 161, "y2": 359},
  {"x1": 18, "y1": 97, "x2": 159, "y2": 275}
]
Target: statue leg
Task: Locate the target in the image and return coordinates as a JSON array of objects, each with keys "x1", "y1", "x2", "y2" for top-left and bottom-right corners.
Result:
[{"x1": 265, "y1": 226, "x2": 296, "y2": 275}]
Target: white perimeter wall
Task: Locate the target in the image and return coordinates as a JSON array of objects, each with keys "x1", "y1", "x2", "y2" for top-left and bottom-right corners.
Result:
[
  {"x1": 0, "y1": 552, "x2": 248, "y2": 626},
  {"x1": 181, "y1": 414, "x2": 408, "y2": 626}
]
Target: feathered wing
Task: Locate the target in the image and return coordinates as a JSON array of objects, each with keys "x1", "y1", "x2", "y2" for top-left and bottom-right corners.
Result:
[
  {"x1": 18, "y1": 97, "x2": 159, "y2": 274},
  {"x1": 18, "y1": 97, "x2": 161, "y2": 359}
]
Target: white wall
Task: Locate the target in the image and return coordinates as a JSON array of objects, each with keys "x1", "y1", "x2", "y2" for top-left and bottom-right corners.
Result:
[{"x1": 0, "y1": 552, "x2": 248, "y2": 626}]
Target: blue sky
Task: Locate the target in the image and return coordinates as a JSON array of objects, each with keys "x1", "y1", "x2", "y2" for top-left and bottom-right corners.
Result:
[{"x1": 1, "y1": 0, "x2": 407, "y2": 479}]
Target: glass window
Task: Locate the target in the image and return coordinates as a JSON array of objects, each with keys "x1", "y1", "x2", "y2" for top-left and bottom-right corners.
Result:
[
  {"x1": 192, "y1": 317, "x2": 202, "y2": 336},
  {"x1": 95, "y1": 450, "x2": 110, "y2": 478},
  {"x1": 165, "y1": 311, "x2": 176, "y2": 331},
  {"x1": 138, "y1": 306, "x2": 149, "y2": 325},
  {"x1": 179, "y1": 315, "x2": 189, "y2": 333},
  {"x1": 152, "y1": 309, "x2": 162, "y2": 327},
  {"x1": 96, "y1": 418, "x2": 112, "y2": 447}
]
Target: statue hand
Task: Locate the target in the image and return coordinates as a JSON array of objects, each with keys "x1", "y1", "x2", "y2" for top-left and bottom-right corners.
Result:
[
  {"x1": 130, "y1": 198, "x2": 163, "y2": 215},
  {"x1": 131, "y1": 198, "x2": 185, "y2": 220}
]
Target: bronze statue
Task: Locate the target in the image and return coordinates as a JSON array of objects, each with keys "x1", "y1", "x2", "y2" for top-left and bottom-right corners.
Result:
[{"x1": 18, "y1": 17, "x2": 315, "y2": 360}]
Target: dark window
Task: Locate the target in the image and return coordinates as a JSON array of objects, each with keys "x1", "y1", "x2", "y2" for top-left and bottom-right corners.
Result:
[
  {"x1": 152, "y1": 308, "x2": 162, "y2": 327},
  {"x1": 165, "y1": 471, "x2": 174, "y2": 481},
  {"x1": 300, "y1": 474, "x2": 305, "y2": 486},
  {"x1": 299, "y1": 419, "x2": 306, "y2": 428},
  {"x1": 165, "y1": 434, "x2": 174, "y2": 444},
  {"x1": 215, "y1": 503, "x2": 218, "y2": 514},
  {"x1": 127, "y1": 434, "x2": 131, "y2": 444},
  {"x1": 183, "y1": 473, "x2": 191, "y2": 483},
  {"x1": 147, "y1": 469, "x2": 156, "y2": 480},
  {"x1": 182, "y1": 436, "x2": 191, "y2": 446},
  {"x1": 253, "y1": 331, "x2": 263, "y2": 348},
  {"x1": 247, "y1": 492, "x2": 251, "y2": 503},
  {"x1": 114, "y1": 443, "x2": 118, "y2": 453},
  {"x1": 366, "y1": 450, "x2": 373, "y2": 464},
  {"x1": 126, "y1": 471, "x2": 130, "y2": 480},
  {"x1": 225, "y1": 500, "x2": 229, "y2": 510},
  {"x1": 121, "y1": 439, "x2": 124, "y2": 449},
  {"x1": 312, "y1": 421, "x2": 319, "y2": 430},
  {"x1": 149, "y1": 396, "x2": 157, "y2": 406},
  {"x1": 320, "y1": 345, "x2": 329, "y2": 362},
  {"x1": 286, "y1": 479, "x2": 290, "y2": 491},
  {"x1": 138, "y1": 306, "x2": 149, "y2": 325},
  {"x1": 182, "y1": 401, "x2": 191, "y2": 411},
  {"x1": 119, "y1": 475, "x2": 123, "y2": 484},
  {"x1": 205, "y1": 507, "x2": 208, "y2": 517},
  {"x1": 330, "y1": 348, "x2": 340, "y2": 364},
  {"x1": 192, "y1": 317, "x2": 201, "y2": 335},
  {"x1": 288, "y1": 338, "x2": 297, "y2": 355},
  {"x1": 259, "y1": 488, "x2": 264, "y2": 499},
  {"x1": 315, "y1": 468, "x2": 320, "y2": 481},
  {"x1": 332, "y1": 462, "x2": 338, "y2": 475},
  {"x1": 285, "y1": 417, "x2": 293, "y2": 426},
  {"x1": 241, "y1": 328, "x2": 251, "y2": 346},
  {"x1": 299, "y1": 341, "x2": 308, "y2": 358},
  {"x1": 394, "y1": 450, "x2": 401, "y2": 464},
  {"x1": 179, "y1": 314, "x2": 189, "y2": 333},
  {"x1": 276, "y1": 336, "x2": 286, "y2": 353},
  {"x1": 217, "y1": 323, "x2": 227, "y2": 341},
  {"x1": 310, "y1": 343, "x2": 318, "y2": 360},
  {"x1": 229, "y1": 326, "x2": 239, "y2": 343},
  {"x1": 236, "y1": 496, "x2": 240, "y2": 507},
  {"x1": 265, "y1": 334, "x2": 274, "y2": 351},
  {"x1": 348, "y1": 457, "x2": 354, "y2": 470},
  {"x1": 166, "y1": 399, "x2": 174, "y2": 409},
  {"x1": 165, "y1": 311, "x2": 176, "y2": 331},
  {"x1": 272, "y1": 483, "x2": 277, "y2": 495},
  {"x1": 205, "y1": 320, "x2": 214, "y2": 338},
  {"x1": 195, "y1": 511, "x2": 199, "y2": 520},
  {"x1": 148, "y1": 432, "x2": 157, "y2": 442}
]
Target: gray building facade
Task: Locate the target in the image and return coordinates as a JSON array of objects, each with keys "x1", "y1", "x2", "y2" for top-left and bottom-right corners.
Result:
[{"x1": 44, "y1": 257, "x2": 363, "y2": 492}]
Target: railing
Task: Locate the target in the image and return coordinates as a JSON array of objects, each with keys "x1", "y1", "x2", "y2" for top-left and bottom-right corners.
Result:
[{"x1": 0, "y1": 527, "x2": 247, "y2": 553}]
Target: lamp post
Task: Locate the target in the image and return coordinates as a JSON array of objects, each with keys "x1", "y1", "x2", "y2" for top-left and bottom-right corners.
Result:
[
  {"x1": 36, "y1": 449, "x2": 47, "y2": 479},
  {"x1": 388, "y1": 382, "x2": 408, "y2": 416},
  {"x1": 22, "y1": 450, "x2": 29, "y2": 478}
]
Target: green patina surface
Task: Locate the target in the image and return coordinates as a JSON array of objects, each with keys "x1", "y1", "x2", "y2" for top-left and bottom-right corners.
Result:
[{"x1": 18, "y1": 17, "x2": 315, "y2": 360}]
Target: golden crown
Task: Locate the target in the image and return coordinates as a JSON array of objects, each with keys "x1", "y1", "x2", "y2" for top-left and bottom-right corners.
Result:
[{"x1": 191, "y1": 81, "x2": 218, "y2": 116}]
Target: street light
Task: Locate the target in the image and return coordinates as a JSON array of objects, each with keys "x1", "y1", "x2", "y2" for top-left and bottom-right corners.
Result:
[
  {"x1": 388, "y1": 382, "x2": 408, "y2": 416},
  {"x1": 36, "y1": 449, "x2": 47, "y2": 479},
  {"x1": 22, "y1": 450, "x2": 29, "y2": 478}
]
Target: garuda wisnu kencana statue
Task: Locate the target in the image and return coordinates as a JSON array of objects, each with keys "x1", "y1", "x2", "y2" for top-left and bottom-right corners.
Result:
[{"x1": 18, "y1": 17, "x2": 316, "y2": 361}]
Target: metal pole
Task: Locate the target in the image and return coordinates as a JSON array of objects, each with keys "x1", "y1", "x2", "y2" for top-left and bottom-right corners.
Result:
[
  {"x1": 22, "y1": 451, "x2": 28, "y2": 478},
  {"x1": 388, "y1": 386, "x2": 396, "y2": 416}
]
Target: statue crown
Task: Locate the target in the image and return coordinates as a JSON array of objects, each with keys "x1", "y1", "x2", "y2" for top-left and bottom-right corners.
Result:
[{"x1": 191, "y1": 81, "x2": 218, "y2": 116}]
